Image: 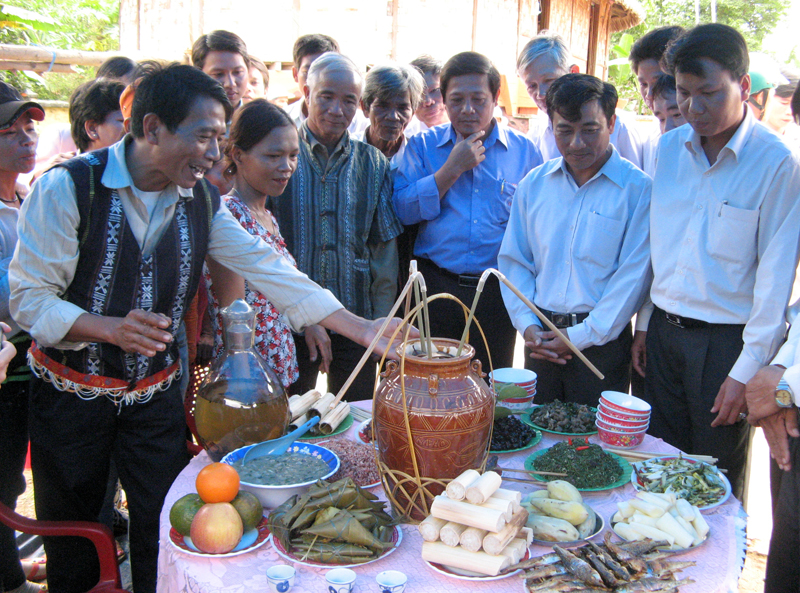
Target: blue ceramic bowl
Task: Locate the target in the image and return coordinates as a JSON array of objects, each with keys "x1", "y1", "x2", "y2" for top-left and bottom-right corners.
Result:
[{"x1": 222, "y1": 441, "x2": 340, "y2": 508}]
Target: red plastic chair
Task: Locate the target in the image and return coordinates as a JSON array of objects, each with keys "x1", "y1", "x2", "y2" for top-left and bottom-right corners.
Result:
[{"x1": 0, "y1": 500, "x2": 128, "y2": 593}]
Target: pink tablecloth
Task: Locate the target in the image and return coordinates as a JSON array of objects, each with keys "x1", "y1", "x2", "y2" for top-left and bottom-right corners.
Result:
[{"x1": 156, "y1": 403, "x2": 745, "y2": 593}]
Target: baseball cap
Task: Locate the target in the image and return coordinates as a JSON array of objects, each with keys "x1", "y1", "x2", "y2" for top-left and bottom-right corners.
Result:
[{"x1": 0, "y1": 82, "x2": 44, "y2": 130}]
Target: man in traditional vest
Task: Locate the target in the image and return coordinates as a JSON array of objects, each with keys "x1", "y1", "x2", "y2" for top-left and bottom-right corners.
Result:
[{"x1": 9, "y1": 63, "x2": 406, "y2": 593}]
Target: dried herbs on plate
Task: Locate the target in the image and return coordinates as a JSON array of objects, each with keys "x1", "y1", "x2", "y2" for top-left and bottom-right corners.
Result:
[{"x1": 529, "y1": 440, "x2": 623, "y2": 489}]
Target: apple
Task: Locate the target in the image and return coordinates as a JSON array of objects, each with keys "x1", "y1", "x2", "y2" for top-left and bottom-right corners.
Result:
[{"x1": 189, "y1": 502, "x2": 243, "y2": 553}]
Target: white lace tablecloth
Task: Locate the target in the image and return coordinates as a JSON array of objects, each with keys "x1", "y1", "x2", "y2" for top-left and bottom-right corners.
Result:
[{"x1": 157, "y1": 402, "x2": 745, "y2": 593}]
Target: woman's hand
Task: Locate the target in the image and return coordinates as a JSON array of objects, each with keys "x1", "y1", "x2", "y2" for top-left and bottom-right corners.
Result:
[{"x1": 304, "y1": 325, "x2": 332, "y2": 373}]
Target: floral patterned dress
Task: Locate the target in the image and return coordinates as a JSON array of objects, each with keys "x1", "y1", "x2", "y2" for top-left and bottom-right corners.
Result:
[{"x1": 204, "y1": 193, "x2": 299, "y2": 387}]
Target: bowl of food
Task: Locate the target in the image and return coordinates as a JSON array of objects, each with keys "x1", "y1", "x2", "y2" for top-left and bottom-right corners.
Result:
[
  {"x1": 597, "y1": 402, "x2": 651, "y2": 423},
  {"x1": 595, "y1": 412, "x2": 649, "y2": 432},
  {"x1": 595, "y1": 420, "x2": 646, "y2": 448},
  {"x1": 222, "y1": 442, "x2": 339, "y2": 508},
  {"x1": 599, "y1": 391, "x2": 651, "y2": 417}
]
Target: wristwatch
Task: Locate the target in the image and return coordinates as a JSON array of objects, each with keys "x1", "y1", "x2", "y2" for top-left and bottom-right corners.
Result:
[{"x1": 775, "y1": 378, "x2": 795, "y2": 408}]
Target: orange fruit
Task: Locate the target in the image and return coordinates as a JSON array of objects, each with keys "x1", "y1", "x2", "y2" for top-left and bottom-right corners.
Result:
[{"x1": 196, "y1": 462, "x2": 240, "y2": 503}]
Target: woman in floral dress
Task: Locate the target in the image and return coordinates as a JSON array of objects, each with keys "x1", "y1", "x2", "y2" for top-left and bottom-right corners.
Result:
[{"x1": 205, "y1": 100, "x2": 330, "y2": 387}]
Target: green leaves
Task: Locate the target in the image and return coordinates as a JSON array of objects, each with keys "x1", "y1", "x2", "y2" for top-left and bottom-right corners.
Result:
[{"x1": 0, "y1": 4, "x2": 58, "y2": 32}]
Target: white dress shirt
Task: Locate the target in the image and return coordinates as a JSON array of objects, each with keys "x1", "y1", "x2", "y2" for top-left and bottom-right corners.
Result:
[
  {"x1": 527, "y1": 110, "x2": 647, "y2": 169},
  {"x1": 647, "y1": 106, "x2": 800, "y2": 385},
  {"x1": 498, "y1": 147, "x2": 652, "y2": 351},
  {"x1": 772, "y1": 318, "x2": 800, "y2": 405},
  {"x1": 10, "y1": 138, "x2": 342, "y2": 350}
]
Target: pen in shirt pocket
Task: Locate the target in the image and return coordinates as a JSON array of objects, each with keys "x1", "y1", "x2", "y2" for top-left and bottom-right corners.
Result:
[
  {"x1": 718, "y1": 200, "x2": 728, "y2": 217},
  {"x1": 500, "y1": 178, "x2": 505, "y2": 194}
]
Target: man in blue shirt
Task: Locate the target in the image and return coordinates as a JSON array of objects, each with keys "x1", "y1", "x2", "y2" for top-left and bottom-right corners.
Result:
[{"x1": 393, "y1": 51, "x2": 542, "y2": 369}]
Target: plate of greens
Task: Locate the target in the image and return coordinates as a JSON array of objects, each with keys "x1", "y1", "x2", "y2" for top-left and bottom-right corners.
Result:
[
  {"x1": 524, "y1": 440, "x2": 631, "y2": 491},
  {"x1": 630, "y1": 455, "x2": 731, "y2": 511}
]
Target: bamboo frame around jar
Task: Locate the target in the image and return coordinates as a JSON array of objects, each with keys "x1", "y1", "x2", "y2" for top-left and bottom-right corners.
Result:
[{"x1": 370, "y1": 292, "x2": 495, "y2": 523}]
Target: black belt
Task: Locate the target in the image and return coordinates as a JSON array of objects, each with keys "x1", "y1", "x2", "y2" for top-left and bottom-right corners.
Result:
[
  {"x1": 417, "y1": 258, "x2": 481, "y2": 288},
  {"x1": 540, "y1": 308, "x2": 590, "y2": 328},
  {"x1": 659, "y1": 308, "x2": 710, "y2": 329}
]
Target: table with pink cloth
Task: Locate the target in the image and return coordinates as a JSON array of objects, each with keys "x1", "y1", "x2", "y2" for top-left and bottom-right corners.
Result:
[{"x1": 156, "y1": 401, "x2": 746, "y2": 593}]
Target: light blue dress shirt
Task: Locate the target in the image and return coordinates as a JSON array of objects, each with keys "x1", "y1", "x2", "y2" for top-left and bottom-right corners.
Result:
[{"x1": 393, "y1": 123, "x2": 542, "y2": 275}]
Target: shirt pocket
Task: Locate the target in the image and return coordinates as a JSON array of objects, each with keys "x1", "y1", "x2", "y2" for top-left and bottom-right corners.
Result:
[
  {"x1": 708, "y1": 202, "x2": 759, "y2": 264},
  {"x1": 486, "y1": 181, "x2": 517, "y2": 227},
  {"x1": 575, "y1": 211, "x2": 626, "y2": 268}
]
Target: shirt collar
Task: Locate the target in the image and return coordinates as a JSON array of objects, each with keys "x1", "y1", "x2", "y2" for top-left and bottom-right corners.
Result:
[
  {"x1": 545, "y1": 145, "x2": 625, "y2": 188},
  {"x1": 684, "y1": 104, "x2": 753, "y2": 163},
  {"x1": 301, "y1": 121, "x2": 350, "y2": 158},
  {"x1": 102, "y1": 135, "x2": 193, "y2": 198},
  {"x1": 436, "y1": 120, "x2": 505, "y2": 149}
]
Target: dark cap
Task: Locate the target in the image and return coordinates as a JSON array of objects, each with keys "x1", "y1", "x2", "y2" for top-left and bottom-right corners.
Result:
[{"x1": 0, "y1": 82, "x2": 44, "y2": 131}]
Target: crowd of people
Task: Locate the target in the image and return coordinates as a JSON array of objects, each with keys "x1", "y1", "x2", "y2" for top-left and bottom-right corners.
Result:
[{"x1": 0, "y1": 19, "x2": 799, "y2": 593}]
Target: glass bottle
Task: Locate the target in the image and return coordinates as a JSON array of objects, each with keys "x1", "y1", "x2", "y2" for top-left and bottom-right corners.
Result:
[{"x1": 194, "y1": 299, "x2": 290, "y2": 461}]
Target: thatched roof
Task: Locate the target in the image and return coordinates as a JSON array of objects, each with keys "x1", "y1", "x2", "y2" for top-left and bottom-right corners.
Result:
[{"x1": 610, "y1": 0, "x2": 646, "y2": 32}]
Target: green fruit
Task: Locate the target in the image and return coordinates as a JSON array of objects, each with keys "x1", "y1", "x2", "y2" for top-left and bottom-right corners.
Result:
[
  {"x1": 230, "y1": 491, "x2": 263, "y2": 532},
  {"x1": 170, "y1": 493, "x2": 204, "y2": 536}
]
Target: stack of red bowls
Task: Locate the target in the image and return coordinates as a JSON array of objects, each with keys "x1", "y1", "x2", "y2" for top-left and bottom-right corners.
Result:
[
  {"x1": 489, "y1": 368, "x2": 537, "y2": 411},
  {"x1": 595, "y1": 391, "x2": 651, "y2": 448}
]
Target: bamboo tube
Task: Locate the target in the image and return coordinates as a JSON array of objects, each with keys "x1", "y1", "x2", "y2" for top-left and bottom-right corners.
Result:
[
  {"x1": 289, "y1": 389, "x2": 322, "y2": 420},
  {"x1": 465, "y1": 471, "x2": 502, "y2": 505},
  {"x1": 319, "y1": 401, "x2": 350, "y2": 434},
  {"x1": 500, "y1": 538, "x2": 528, "y2": 565},
  {"x1": 0, "y1": 60, "x2": 77, "y2": 74},
  {"x1": 288, "y1": 412, "x2": 308, "y2": 432},
  {"x1": 418, "y1": 515, "x2": 447, "y2": 542},
  {"x1": 517, "y1": 526, "x2": 533, "y2": 546},
  {"x1": 308, "y1": 392, "x2": 336, "y2": 419},
  {"x1": 460, "y1": 527, "x2": 488, "y2": 552},
  {"x1": 430, "y1": 495, "x2": 506, "y2": 533},
  {"x1": 482, "y1": 509, "x2": 529, "y2": 556},
  {"x1": 481, "y1": 497, "x2": 513, "y2": 521},
  {"x1": 421, "y1": 541, "x2": 511, "y2": 577},
  {"x1": 446, "y1": 469, "x2": 481, "y2": 501},
  {"x1": 440, "y1": 521, "x2": 468, "y2": 547},
  {"x1": 492, "y1": 488, "x2": 523, "y2": 513}
]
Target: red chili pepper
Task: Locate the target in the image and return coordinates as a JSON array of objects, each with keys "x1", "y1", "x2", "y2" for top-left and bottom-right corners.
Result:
[
  {"x1": 575, "y1": 445, "x2": 590, "y2": 451},
  {"x1": 568, "y1": 438, "x2": 573, "y2": 446}
]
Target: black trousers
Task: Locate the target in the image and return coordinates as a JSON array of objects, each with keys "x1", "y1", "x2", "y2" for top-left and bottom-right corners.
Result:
[
  {"x1": 291, "y1": 333, "x2": 377, "y2": 401},
  {"x1": 0, "y1": 380, "x2": 29, "y2": 592},
  {"x1": 29, "y1": 378, "x2": 189, "y2": 593},
  {"x1": 643, "y1": 308, "x2": 752, "y2": 500},
  {"x1": 525, "y1": 323, "x2": 632, "y2": 407},
  {"x1": 765, "y1": 430, "x2": 800, "y2": 593},
  {"x1": 416, "y1": 258, "x2": 516, "y2": 372}
]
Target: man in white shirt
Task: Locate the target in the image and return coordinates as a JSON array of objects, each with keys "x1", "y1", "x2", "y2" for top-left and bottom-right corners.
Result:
[
  {"x1": 517, "y1": 32, "x2": 646, "y2": 168},
  {"x1": 743, "y1": 82, "x2": 800, "y2": 593},
  {"x1": 498, "y1": 74, "x2": 651, "y2": 405},
  {"x1": 9, "y1": 63, "x2": 407, "y2": 593},
  {"x1": 640, "y1": 24, "x2": 800, "y2": 501}
]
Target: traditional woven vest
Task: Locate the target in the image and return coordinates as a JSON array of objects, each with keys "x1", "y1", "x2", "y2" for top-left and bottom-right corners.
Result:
[{"x1": 31, "y1": 149, "x2": 219, "y2": 405}]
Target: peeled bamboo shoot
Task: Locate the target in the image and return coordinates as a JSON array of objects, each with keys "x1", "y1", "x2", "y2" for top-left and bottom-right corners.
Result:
[
  {"x1": 430, "y1": 495, "x2": 506, "y2": 532},
  {"x1": 517, "y1": 526, "x2": 533, "y2": 545},
  {"x1": 446, "y1": 469, "x2": 480, "y2": 501},
  {"x1": 500, "y1": 537, "x2": 528, "y2": 565},
  {"x1": 482, "y1": 509, "x2": 529, "y2": 556},
  {"x1": 459, "y1": 527, "x2": 488, "y2": 552},
  {"x1": 440, "y1": 521, "x2": 468, "y2": 547},
  {"x1": 492, "y1": 488, "x2": 523, "y2": 513},
  {"x1": 480, "y1": 497, "x2": 513, "y2": 521},
  {"x1": 421, "y1": 541, "x2": 511, "y2": 576},
  {"x1": 419, "y1": 515, "x2": 447, "y2": 542},
  {"x1": 465, "y1": 471, "x2": 502, "y2": 505}
]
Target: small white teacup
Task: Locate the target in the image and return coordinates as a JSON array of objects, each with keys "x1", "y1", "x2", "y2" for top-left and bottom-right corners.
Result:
[
  {"x1": 376, "y1": 570, "x2": 407, "y2": 593},
  {"x1": 266, "y1": 564, "x2": 295, "y2": 593},
  {"x1": 326, "y1": 567, "x2": 357, "y2": 593}
]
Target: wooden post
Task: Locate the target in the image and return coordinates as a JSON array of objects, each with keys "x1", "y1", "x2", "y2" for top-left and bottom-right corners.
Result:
[
  {"x1": 391, "y1": 0, "x2": 399, "y2": 60},
  {"x1": 0, "y1": 61, "x2": 77, "y2": 74},
  {"x1": 472, "y1": 0, "x2": 479, "y2": 51}
]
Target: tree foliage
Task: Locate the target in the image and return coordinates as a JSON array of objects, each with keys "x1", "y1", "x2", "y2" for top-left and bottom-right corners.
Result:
[
  {"x1": 0, "y1": 0, "x2": 119, "y2": 100},
  {"x1": 609, "y1": 0, "x2": 791, "y2": 109}
]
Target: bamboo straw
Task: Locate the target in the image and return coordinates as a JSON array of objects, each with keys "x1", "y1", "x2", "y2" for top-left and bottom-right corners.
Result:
[
  {"x1": 489, "y1": 268, "x2": 604, "y2": 380},
  {"x1": 605, "y1": 448, "x2": 719, "y2": 465},
  {"x1": 329, "y1": 270, "x2": 420, "y2": 408}
]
